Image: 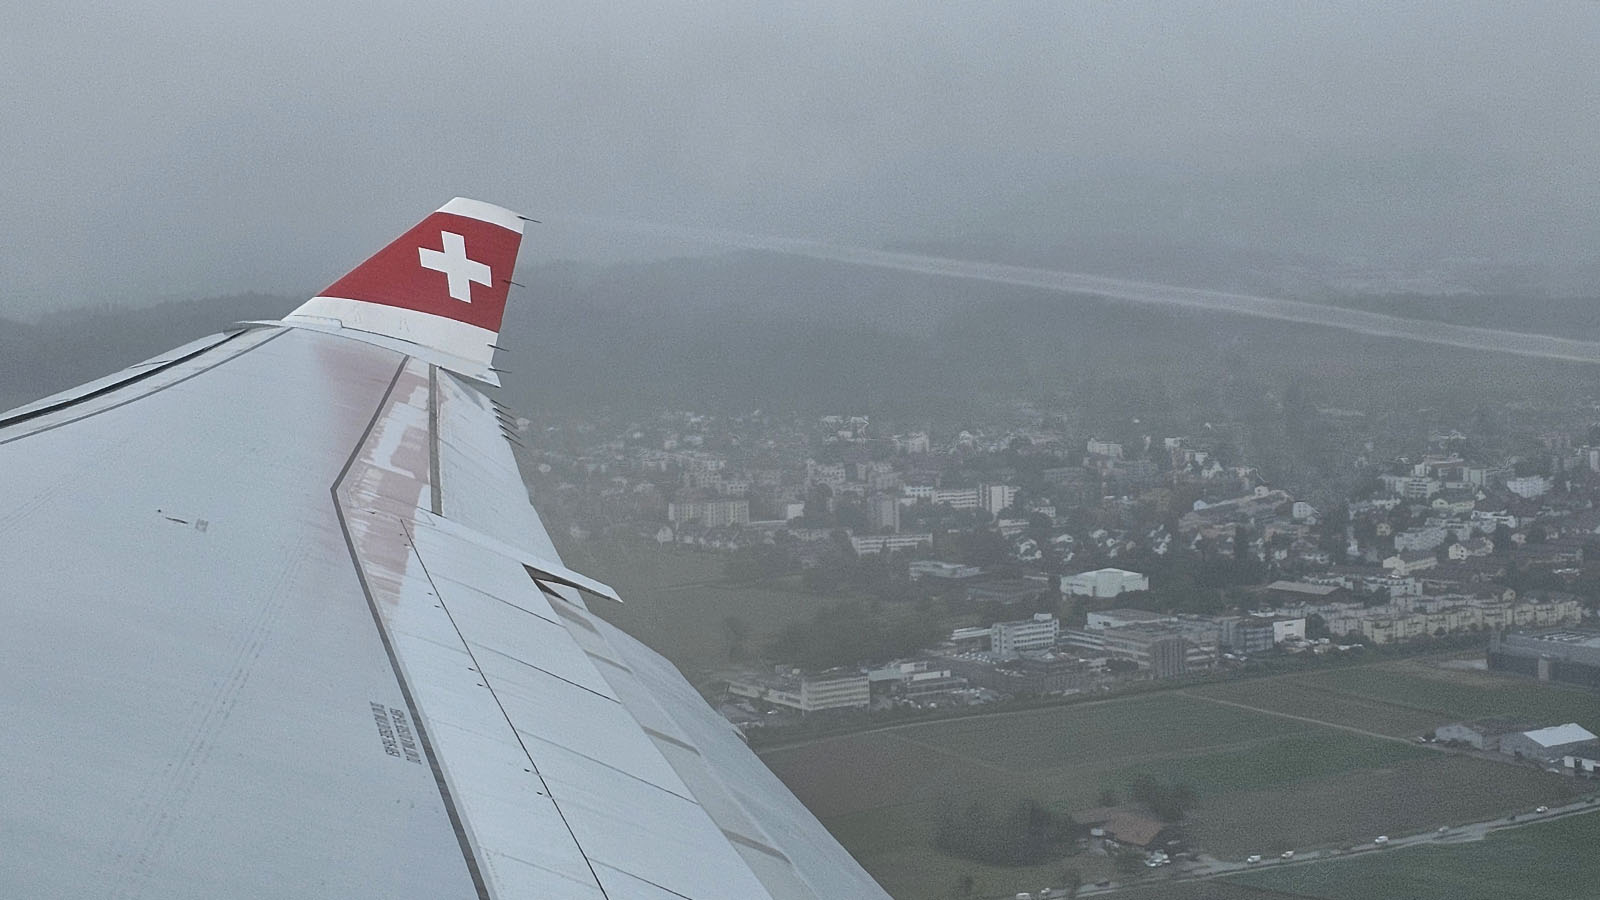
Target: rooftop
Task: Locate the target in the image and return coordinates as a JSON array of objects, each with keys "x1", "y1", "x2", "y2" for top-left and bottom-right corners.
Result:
[
  {"x1": 1264, "y1": 581, "x2": 1343, "y2": 597},
  {"x1": 1523, "y1": 723, "x2": 1599, "y2": 748},
  {"x1": 1093, "y1": 608, "x2": 1169, "y2": 623},
  {"x1": 1527, "y1": 630, "x2": 1600, "y2": 650}
]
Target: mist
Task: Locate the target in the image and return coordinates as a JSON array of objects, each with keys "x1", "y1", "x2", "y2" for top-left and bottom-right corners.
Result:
[{"x1": 3, "y1": 2, "x2": 1598, "y2": 317}]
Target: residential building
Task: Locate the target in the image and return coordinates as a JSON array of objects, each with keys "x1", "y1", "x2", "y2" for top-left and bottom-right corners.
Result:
[
  {"x1": 980, "y1": 483, "x2": 1019, "y2": 515},
  {"x1": 1506, "y1": 475, "x2": 1551, "y2": 499},
  {"x1": 867, "y1": 494, "x2": 900, "y2": 532},
  {"x1": 1394, "y1": 526, "x2": 1450, "y2": 553},
  {"x1": 1087, "y1": 439, "x2": 1124, "y2": 459},
  {"x1": 931, "y1": 487, "x2": 980, "y2": 510},
  {"x1": 1382, "y1": 551, "x2": 1438, "y2": 576},
  {"x1": 910, "y1": 560, "x2": 982, "y2": 580},
  {"x1": 1262, "y1": 581, "x2": 1348, "y2": 606},
  {"x1": 667, "y1": 498, "x2": 750, "y2": 527},
  {"x1": 893, "y1": 432, "x2": 930, "y2": 454},
  {"x1": 850, "y1": 533, "x2": 933, "y2": 555}
]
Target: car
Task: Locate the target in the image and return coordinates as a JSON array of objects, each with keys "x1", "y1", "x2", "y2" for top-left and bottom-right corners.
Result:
[
  {"x1": 1280, "y1": 850, "x2": 1295, "y2": 859},
  {"x1": 1536, "y1": 805, "x2": 1549, "y2": 813},
  {"x1": 1374, "y1": 835, "x2": 1390, "y2": 845},
  {"x1": 1245, "y1": 854, "x2": 1262, "y2": 864},
  {"x1": 1438, "y1": 826, "x2": 1449, "y2": 833}
]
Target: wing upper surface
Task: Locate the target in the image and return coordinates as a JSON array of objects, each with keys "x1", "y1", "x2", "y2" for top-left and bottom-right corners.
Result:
[{"x1": 0, "y1": 201, "x2": 892, "y2": 900}]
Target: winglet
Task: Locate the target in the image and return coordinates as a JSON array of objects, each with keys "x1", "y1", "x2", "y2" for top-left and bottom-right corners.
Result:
[{"x1": 281, "y1": 199, "x2": 525, "y2": 382}]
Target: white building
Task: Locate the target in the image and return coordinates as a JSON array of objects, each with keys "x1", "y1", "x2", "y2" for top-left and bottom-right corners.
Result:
[
  {"x1": 850, "y1": 533, "x2": 933, "y2": 555},
  {"x1": 1087, "y1": 439, "x2": 1124, "y2": 459},
  {"x1": 992, "y1": 613, "x2": 1060, "y2": 655},
  {"x1": 1506, "y1": 475, "x2": 1551, "y2": 499},
  {"x1": 980, "y1": 484, "x2": 1019, "y2": 515},
  {"x1": 1062, "y1": 567, "x2": 1149, "y2": 598},
  {"x1": 1272, "y1": 617, "x2": 1306, "y2": 644},
  {"x1": 1382, "y1": 552, "x2": 1437, "y2": 577},
  {"x1": 726, "y1": 668, "x2": 870, "y2": 713},
  {"x1": 667, "y1": 499, "x2": 750, "y2": 527},
  {"x1": 1085, "y1": 608, "x2": 1174, "y2": 630},
  {"x1": 1394, "y1": 526, "x2": 1449, "y2": 553},
  {"x1": 932, "y1": 487, "x2": 980, "y2": 510},
  {"x1": 911, "y1": 560, "x2": 983, "y2": 580},
  {"x1": 894, "y1": 432, "x2": 931, "y2": 454}
]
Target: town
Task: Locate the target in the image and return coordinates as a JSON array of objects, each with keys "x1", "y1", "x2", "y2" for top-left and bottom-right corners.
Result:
[
  {"x1": 525, "y1": 403, "x2": 1599, "y2": 709},
  {"x1": 521, "y1": 399, "x2": 1600, "y2": 896}
]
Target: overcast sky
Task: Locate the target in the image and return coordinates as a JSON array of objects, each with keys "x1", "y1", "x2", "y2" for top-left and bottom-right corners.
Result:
[{"x1": 2, "y1": 2, "x2": 1597, "y2": 317}]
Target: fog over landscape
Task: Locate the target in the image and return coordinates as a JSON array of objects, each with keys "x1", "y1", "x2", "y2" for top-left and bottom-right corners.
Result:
[
  {"x1": 8, "y1": 6, "x2": 1600, "y2": 900},
  {"x1": 3, "y1": 2, "x2": 1599, "y2": 319}
]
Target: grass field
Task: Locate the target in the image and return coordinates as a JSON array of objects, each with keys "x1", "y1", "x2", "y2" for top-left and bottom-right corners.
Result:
[
  {"x1": 553, "y1": 542, "x2": 1598, "y2": 899},
  {"x1": 555, "y1": 540, "x2": 840, "y2": 681},
  {"x1": 1220, "y1": 811, "x2": 1600, "y2": 900},
  {"x1": 762, "y1": 660, "x2": 1596, "y2": 899}
]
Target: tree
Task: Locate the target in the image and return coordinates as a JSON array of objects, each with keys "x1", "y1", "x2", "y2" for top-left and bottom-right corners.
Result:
[
  {"x1": 933, "y1": 796, "x2": 1083, "y2": 866},
  {"x1": 722, "y1": 615, "x2": 751, "y2": 662},
  {"x1": 1305, "y1": 613, "x2": 1331, "y2": 641},
  {"x1": 1128, "y1": 773, "x2": 1196, "y2": 822}
]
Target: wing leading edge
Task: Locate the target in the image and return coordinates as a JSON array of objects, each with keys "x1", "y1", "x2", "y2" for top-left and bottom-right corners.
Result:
[{"x1": 0, "y1": 200, "x2": 892, "y2": 899}]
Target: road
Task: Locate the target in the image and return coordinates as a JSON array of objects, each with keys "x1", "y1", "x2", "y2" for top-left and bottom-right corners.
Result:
[{"x1": 1074, "y1": 793, "x2": 1600, "y2": 896}]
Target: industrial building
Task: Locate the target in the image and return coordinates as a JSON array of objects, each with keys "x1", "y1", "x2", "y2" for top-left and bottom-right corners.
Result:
[
  {"x1": 944, "y1": 650, "x2": 1091, "y2": 695},
  {"x1": 992, "y1": 613, "x2": 1061, "y2": 655},
  {"x1": 1489, "y1": 629, "x2": 1600, "y2": 689},
  {"x1": 1435, "y1": 717, "x2": 1538, "y2": 751},
  {"x1": 1085, "y1": 608, "x2": 1173, "y2": 630},
  {"x1": 726, "y1": 668, "x2": 871, "y2": 713},
  {"x1": 966, "y1": 577, "x2": 1053, "y2": 607},
  {"x1": 1499, "y1": 723, "x2": 1600, "y2": 762},
  {"x1": 1061, "y1": 568, "x2": 1150, "y2": 598}
]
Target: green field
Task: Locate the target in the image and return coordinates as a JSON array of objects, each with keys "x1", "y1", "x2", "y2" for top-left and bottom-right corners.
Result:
[
  {"x1": 554, "y1": 543, "x2": 1598, "y2": 899},
  {"x1": 1221, "y1": 811, "x2": 1600, "y2": 900},
  {"x1": 762, "y1": 661, "x2": 1596, "y2": 899},
  {"x1": 556, "y1": 540, "x2": 840, "y2": 681}
]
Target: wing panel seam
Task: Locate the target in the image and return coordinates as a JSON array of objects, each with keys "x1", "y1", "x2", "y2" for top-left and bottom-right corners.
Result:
[
  {"x1": 398, "y1": 518, "x2": 614, "y2": 900},
  {"x1": 331, "y1": 358, "x2": 493, "y2": 900}
]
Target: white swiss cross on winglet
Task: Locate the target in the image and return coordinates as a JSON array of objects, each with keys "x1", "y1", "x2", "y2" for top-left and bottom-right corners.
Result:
[{"x1": 418, "y1": 230, "x2": 492, "y2": 303}]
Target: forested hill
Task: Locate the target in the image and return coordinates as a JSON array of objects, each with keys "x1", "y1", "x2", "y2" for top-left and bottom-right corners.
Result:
[{"x1": 3, "y1": 256, "x2": 1598, "y2": 428}]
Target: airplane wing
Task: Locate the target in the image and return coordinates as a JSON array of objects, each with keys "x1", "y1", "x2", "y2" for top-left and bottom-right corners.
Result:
[{"x1": 0, "y1": 199, "x2": 891, "y2": 900}]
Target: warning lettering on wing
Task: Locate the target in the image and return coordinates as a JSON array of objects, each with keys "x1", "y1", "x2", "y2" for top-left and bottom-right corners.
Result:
[{"x1": 371, "y1": 700, "x2": 423, "y2": 764}]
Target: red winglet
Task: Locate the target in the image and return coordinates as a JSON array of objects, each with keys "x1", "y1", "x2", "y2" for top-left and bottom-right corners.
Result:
[{"x1": 282, "y1": 199, "x2": 525, "y2": 381}]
